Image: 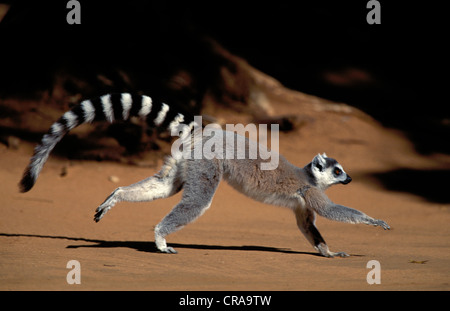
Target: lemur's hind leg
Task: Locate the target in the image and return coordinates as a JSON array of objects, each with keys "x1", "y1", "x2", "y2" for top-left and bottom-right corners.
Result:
[
  {"x1": 294, "y1": 206, "x2": 349, "y2": 258},
  {"x1": 94, "y1": 158, "x2": 183, "y2": 222},
  {"x1": 154, "y1": 159, "x2": 222, "y2": 254}
]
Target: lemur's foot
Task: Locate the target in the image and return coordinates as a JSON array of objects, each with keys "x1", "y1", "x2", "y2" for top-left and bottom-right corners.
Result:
[
  {"x1": 94, "y1": 202, "x2": 112, "y2": 222},
  {"x1": 158, "y1": 246, "x2": 178, "y2": 254},
  {"x1": 155, "y1": 235, "x2": 178, "y2": 254},
  {"x1": 316, "y1": 243, "x2": 349, "y2": 258},
  {"x1": 93, "y1": 207, "x2": 109, "y2": 222},
  {"x1": 93, "y1": 190, "x2": 119, "y2": 222},
  {"x1": 327, "y1": 251, "x2": 350, "y2": 258}
]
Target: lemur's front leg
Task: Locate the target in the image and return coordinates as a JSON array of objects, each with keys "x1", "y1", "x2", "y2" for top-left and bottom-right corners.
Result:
[
  {"x1": 317, "y1": 203, "x2": 390, "y2": 230},
  {"x1": 294, "y1": 206, "x2": 349, "y2": 258},
  {"x1": 302, "y1": 187, "x2": 390, "y2": 230}
]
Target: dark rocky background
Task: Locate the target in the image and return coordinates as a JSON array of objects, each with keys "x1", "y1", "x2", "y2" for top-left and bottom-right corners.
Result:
[{"x1": 0, "y1": 0, "x2": 447, "y2": 154}]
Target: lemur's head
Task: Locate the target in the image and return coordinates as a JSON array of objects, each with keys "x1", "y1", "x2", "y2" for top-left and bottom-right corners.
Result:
[{"x1": 306, "y1": 153, "x2": 352, "y2": 190}]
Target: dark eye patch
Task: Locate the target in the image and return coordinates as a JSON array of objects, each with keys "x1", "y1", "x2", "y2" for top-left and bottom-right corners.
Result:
[{"x1": 334, "y1": 168, "x2": 342, "y2": 175}]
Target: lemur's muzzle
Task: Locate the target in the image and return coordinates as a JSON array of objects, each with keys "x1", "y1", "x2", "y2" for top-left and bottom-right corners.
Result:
[{"x1": 341, "y1": 175, "x2": 352, "y2": 185}]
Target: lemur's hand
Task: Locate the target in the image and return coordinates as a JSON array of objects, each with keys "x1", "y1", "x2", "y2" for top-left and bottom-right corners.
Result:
[{"x1": 373, "y1": 219, "x2": 390, "y2": 230}]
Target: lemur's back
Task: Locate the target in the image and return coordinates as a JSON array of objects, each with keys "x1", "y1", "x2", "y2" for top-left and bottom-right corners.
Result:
[{"x1": 184, "y1": 130, "x2": 309, "y2": 208}]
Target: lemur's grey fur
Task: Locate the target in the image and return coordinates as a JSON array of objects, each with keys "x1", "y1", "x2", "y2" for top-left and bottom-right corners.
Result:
[{"x1": 19, "y1": 93, "x2": 390, "y2": 257}]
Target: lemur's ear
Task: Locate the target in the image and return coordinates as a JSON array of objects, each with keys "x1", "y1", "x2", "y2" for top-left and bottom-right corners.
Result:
[{"x1": 312, "y1": 153, "x2": 327, "y2": 171}]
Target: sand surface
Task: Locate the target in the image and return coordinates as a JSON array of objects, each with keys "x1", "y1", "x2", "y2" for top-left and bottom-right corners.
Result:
[{"x1": 1, "y1": 94, "x2": 450, "y2": 291}]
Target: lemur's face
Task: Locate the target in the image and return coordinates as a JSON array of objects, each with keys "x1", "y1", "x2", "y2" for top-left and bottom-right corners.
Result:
[{"x1": 311, "y1": 153, "x2": 352, "y2": 190}]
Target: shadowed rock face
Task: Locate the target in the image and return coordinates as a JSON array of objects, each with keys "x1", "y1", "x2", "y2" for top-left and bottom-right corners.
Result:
[{"x1": 371, "y1": 169, "x2": 450, "y2": 204}]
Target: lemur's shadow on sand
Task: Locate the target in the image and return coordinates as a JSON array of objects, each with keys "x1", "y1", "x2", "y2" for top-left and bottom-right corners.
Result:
[
  {"x1": 67, "y1": 240, "x2": 320, "y2": 256},
  {"x1": 1, "y1": 233, "x2": 358, "y2": 257}
]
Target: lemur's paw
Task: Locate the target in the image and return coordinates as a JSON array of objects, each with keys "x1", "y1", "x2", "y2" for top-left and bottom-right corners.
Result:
[
  {"x1": 316, "y1": 243, "x2": 349, "y2": 258},
  {"x1": 328, "y1": 251, "x2": 350, "y2": 258},
  {"x1": 93, "y1": 205, "x2": 110, "y2": 222},
  {"x1": 158, "y1": 246, "x2": 178, "y2": 254},
  {"x1": 374, "y1": 219, "x2": 390, "y2": 230},
  {"x1": 94, "y1": 191, "x2": 119, "y2": 222}
]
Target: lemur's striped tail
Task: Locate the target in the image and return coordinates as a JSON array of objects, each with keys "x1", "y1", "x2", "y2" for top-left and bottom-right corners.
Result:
[{"x1": 19, "y1": 93, "x2": 195, "y2": 192}]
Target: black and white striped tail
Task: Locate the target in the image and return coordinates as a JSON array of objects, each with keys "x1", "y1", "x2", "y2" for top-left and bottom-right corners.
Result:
[{"x1": 19, "y1": 93, "x2": 196, "y2": 192}]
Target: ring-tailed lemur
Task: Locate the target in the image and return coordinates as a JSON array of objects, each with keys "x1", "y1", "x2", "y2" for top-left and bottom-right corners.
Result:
[{"x1": 19, "y1": 93, "x2": 390, "y2": 257}]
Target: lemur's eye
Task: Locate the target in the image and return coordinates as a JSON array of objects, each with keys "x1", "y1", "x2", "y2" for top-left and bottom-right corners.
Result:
[{"x1": 334, "y1": 168, "x2": 342, "y2": 175}]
